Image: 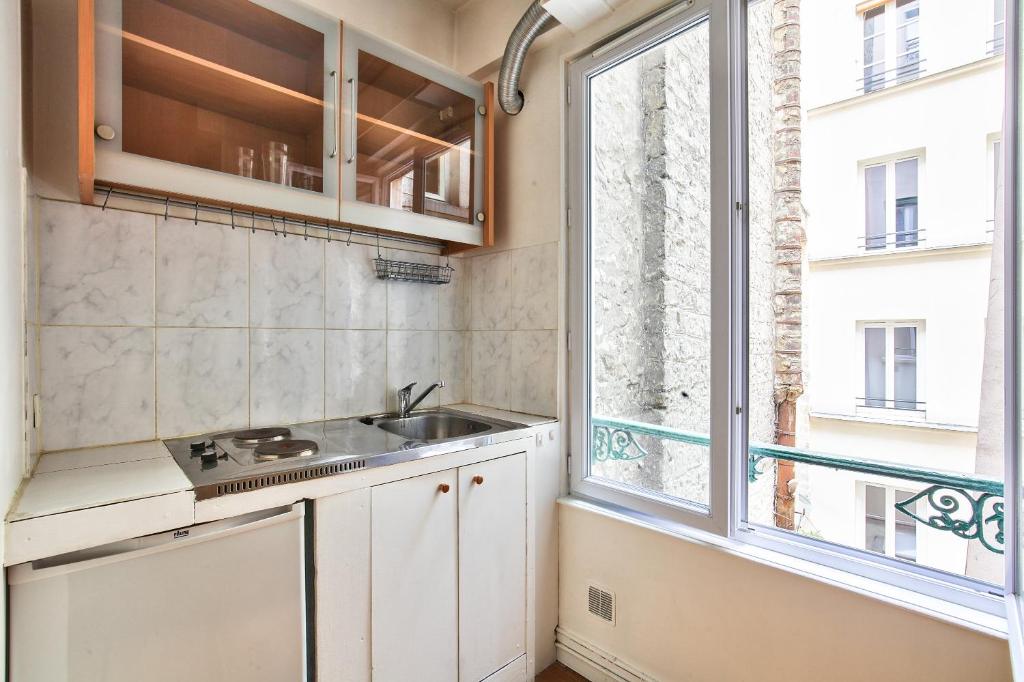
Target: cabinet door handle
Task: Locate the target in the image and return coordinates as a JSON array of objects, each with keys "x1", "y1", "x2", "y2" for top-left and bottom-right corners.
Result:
[
  {"x1": 438, "y1": 483, "x2": 450, "y2": 493},
  {"x1": 346, "y1": 77, "x2": 357, "y2": 165},
  {"x1": 328, "y1": 70, "x2": 339, "y2": 159},
  {"x1": 472, "y1": 475, "x2": 484, "y2": 485}
]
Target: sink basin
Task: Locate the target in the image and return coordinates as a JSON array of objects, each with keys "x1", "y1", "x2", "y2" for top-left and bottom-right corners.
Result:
[{"x1": 376, "y1": 412, "x2": 494, "y2": 442}]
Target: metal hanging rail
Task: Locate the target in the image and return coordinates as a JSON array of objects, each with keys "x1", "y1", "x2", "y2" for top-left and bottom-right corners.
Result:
[{"x1": 93, "y1": 184, "x2": 446, "y2": 250}]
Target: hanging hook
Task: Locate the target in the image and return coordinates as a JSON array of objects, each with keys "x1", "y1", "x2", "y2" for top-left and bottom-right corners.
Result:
[
  {"x1": 376, "y1": 232, "x2": 381, "y2": 258},
  {"x1": 193, "y1": 201, "x2": 199, "y2": 226},
  {"x1": 281, "y1": 216, "x2": 287, "y2": 238},
  {"x1": 229, "y1": 207, "x2": 235, "y2": 230},
  {"x1": 327, "y1": 222, "x2": 332, "y2": 243},
  {"x1": 251, "y1": 210, "x2": 256, "y2": 235},
  {"x1": 163, "y1": 196, "x2": 170, "y2": 221},
  {"x1": 101, "y1": 187, "x2": 112, "y2": 211},
  {"x1": 346, "y1": 228, "x2": 353, "y2": 246},
  {"x1": 271, "y1": 215, "x2": 278, "y2": 237},
  {"x1": 303, "y1": 220, "x2": 309, "y2": 241}
]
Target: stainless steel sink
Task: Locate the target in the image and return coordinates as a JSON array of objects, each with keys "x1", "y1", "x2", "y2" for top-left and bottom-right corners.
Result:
[{"x1": 376, "y1": 411, "x2": 495, "y2": 442}]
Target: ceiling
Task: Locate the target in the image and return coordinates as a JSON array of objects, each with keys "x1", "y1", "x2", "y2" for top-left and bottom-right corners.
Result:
[{"x1": 433, "y1": 0, "x2": 474, "y2": 11}]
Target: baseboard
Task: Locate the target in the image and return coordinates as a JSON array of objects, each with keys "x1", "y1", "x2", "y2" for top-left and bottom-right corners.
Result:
[{"x1": 554, "y1": 627, "x2": 658, "y2": 682}]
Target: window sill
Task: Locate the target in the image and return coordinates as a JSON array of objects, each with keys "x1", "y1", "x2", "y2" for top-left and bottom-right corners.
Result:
[
  {"x1": 810, "y1": 410, "x2": 977, "y2": 432},
  {"x1": 558, "y1": 495, "x2": 1008, "y2": 639}
]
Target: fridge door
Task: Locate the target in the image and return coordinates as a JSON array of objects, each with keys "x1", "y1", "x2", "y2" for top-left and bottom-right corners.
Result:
[{"x1": 9, "y1": 504, "x2": 307, "y2": 682}]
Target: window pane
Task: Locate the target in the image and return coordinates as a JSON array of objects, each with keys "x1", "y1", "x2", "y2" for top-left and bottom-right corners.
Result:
[
  {"x1": 865, "y1": 328, "x2": 887, "y2": 407},
  {"x1": 894, "y1": 490, "x2": 918, "y2": 562},
  {"x1": 863, "y1": 7, "x2": 885, "y2": 92},
  {"x1": 894, "y1": 327, "x2": 917, "y2": 410},
  {"x1": 865, "y1": 165, "x2": 887, "y2": 249},
  {"x1": 896, "y1": 0, "x2": 920, "y2": 83},
  {"x1": 745, "y1": 0, "x2": 1005, "y2": 586},
  {"x1": 588, "y1": 17, "x2": 711, "y2": 508},
  {"x1": 895, "y1": 158, "x2": 918, "y2": 247},
  {"x1": 865, "y1": 485, "x2": 886, "y2": 554}
]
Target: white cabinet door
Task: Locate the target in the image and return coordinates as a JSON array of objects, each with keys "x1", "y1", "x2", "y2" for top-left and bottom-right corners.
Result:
[
  {"x1": 458, "y1": 453, "x2": 528, "y2": 682},
  {"x1": 371, "y1": 469, "x2": 459, "y2": 682}
]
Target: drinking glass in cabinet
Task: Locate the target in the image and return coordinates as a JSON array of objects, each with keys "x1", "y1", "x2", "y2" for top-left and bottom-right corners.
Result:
[{"x1": 354, "y1": 51, "x2": 475, "y2": 224}]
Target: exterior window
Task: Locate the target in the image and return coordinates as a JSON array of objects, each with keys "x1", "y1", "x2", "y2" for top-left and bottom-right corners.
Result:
[
  {"x1": 894, "y1": 0, "x2": 920, "y2": 83},
  {"x1": 863, "y1": 157, "x2": 919, "y2": 250},
  {"x1": 863, "y1": 6, "x2": 886, "y2": 93},
  {"x1": 992, "y1": 0, "x2": 1006, "y2": 54},
  {"x1": 859, "y1": 324, "x2": 922, "y2": 413},
  {"x1": 865, "y1": 165, "x2": 887, "y2": 249},
  {"x1": 865, "y1": 485, "x2": 918, "y2": 562}
]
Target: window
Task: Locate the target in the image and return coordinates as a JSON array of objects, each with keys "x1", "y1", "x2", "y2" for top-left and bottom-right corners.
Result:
[
  {"x1": 863, "y1": 157, "x2": 919, "y2": 250},
  {"x1": 569, "y1": 0, "x2": 1013, "y2": 617},
  {"x1": 860, "y1": 1, "x2": 923, "y2": 93},
  {"x1": 864, "y1": 484, "x2": 918, "y2": 562},
  {"x1": 894, "y1": 0, "x2": 920, "y2": 83},
  {"x1": 859, "y1": 323, "x2": 922, "y2": 413},
  {"x1": 863, "y1": 6, "x2": 886, "y2": 93},
  {"x1": 992, "y1": 0, "x2": 1006, "y2": 54}
]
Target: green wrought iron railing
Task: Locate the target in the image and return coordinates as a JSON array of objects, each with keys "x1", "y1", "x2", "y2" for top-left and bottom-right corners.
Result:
[{"x1": 591, "y1": 415, "x2": 1005, "y2": 554}]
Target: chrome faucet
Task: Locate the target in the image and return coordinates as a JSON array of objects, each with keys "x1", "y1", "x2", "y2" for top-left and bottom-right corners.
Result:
[{"x1": 397, "y1": 380, "x2": 446, "y2": 418}]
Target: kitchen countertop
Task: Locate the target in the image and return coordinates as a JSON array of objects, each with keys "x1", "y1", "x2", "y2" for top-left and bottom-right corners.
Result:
[{"x1": 5, "y1": 405, "x2": 556, "y2": 566}]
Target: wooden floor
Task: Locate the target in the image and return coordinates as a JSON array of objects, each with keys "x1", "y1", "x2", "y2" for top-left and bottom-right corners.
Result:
[{"x1": 536, "y1": 662, "x2": 589, "y2": 682}]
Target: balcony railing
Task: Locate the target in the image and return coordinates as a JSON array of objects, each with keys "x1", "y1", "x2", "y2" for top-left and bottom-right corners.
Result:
[
  {"x1": 591, "y1": 415, "x2": 1004, "y2": 554},
  {"x1": 856, "y1": 59, "x2": 927, "y2": 94}
]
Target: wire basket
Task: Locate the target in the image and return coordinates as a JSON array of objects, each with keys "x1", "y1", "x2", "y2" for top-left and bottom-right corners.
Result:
[{"x1": 373, "y1": 256, "x2": 454, "y2": 285}]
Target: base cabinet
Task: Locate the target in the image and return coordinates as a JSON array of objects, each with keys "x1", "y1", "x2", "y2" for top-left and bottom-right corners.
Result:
[{"x1": 315, "y1": 450, "x2": 528, "y2": 682}]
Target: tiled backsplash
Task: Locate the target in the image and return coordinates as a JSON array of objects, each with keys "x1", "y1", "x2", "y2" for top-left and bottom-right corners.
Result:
[{"x1": 28, "y1": 199, "x2": 558, "y2": 452}]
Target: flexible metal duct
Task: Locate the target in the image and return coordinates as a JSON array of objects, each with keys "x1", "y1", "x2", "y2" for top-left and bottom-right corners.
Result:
[{"x1": 498, "y1": 0, "x2": 560, "y2": 115}]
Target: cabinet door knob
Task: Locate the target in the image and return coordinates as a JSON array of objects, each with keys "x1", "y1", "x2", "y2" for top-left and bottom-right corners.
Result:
[
  {"x1": 438, "y1": 483, "x2": 450, "y2": 493},
  {"x1": 472, "y1": 475, "x2": 484, "y2": 485}
]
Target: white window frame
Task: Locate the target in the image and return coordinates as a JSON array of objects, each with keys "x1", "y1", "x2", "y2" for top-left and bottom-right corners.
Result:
[
  {"x1": 567, "y1": 0, "x2": 733, "y2": 535},
  {"x1": 859, "y1": 153, "x2": 924, "y2": 251},
  {"x1": 566, "y1": 0, "x2": 1019, "y2": 621},
  {"x1": 855, "y1": 321, "x2": 926, "y2": 419}
]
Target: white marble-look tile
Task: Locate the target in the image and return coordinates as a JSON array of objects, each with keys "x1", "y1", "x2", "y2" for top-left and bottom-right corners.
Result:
[
  {"x1": 326, "y1": 330, "x2": 387, "y2": 418},
  {"x1": 439, "y1": 331, "x2": 470, "y2": 405},
  {"x1": 156, "y1": 217, "x2": 249, "y2": 327},
  {"x1": 386, "y1": 331, "x2": 440, "y2": 413},
  {"x1": 470, "y1": 331, "x2": 510, "y2": 410},
  {"x1": 510, "y1": 242, "x2": 558, "y2": 330},
  {"x1": 250, "y1": 329, "x2": 325, "y2": 425},
  {"x1": 25, "y1": 197, "x2": 38, "y2": 324},
  {"x1": 156, "y1": 328, "x2": 248, "y2": 437},
  {"x1": 325, "y1": 243, "x2": 386, "y2": 329},
  {"x1": 39, "y1": 200, "x2": 154, "y2": 325},
  {"x1": 509, "y1": 330, "x2": 557, "y2": 417},
  {"x1": 386, "y1": 249, "x2": 440, "y2": 331},
  {"x1": 251, "y1": 230, "x2": 324, "y2": 328},
  {"x1": 439, "y1": 255, "x2": 471, "y2": 331},
  {"x1": 41, "y1": 326, "x2": 155, "y2": 450},
  {"x1": 25, "y1": 322, "x2": 40, "y2": 471},
  {"x1": 470, "y1": 251, "x2": 511, "y2": 331}
]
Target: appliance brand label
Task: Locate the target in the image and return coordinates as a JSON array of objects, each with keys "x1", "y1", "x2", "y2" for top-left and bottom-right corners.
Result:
[{"x1": 173, "y1": 529, "x2": 190, "y2": 539}]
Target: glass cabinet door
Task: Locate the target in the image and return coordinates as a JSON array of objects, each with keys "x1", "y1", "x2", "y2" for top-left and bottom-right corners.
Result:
[
  {"x1": 94, "y1": 0, "x2": 340, "y2": 213},
  {"x1": 342, "y1": 28, "x2": 485, "y2": 238}
]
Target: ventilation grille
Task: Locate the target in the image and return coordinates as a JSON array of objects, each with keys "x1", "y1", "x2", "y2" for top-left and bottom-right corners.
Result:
[
  {"x1": 588, "y1": 584, "x2": 615, "y2": 624},
  {"x1": 212, "y1": 459, "x2": 367, "y2": 498}
]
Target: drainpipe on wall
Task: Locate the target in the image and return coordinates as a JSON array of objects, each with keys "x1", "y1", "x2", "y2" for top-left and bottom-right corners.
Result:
[{"x1": 771, "y1": 0, "x2": 804, "y2": 531}]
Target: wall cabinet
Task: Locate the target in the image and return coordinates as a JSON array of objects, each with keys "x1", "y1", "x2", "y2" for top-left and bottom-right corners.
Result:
[
  {"x1": 92, "y1": 0, "x2": 342, "y2": 221},
  {"x1": 72, "y1": 0, "x2": 493, "y2": 247},
  {"x1": 316, "y1": 451, "x2": 527, "y2": 682}
]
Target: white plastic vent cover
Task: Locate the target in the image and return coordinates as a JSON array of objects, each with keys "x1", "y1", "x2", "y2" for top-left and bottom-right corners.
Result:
[{"x1": 587, "y1": 584, "x2": 615, "y2": 624}]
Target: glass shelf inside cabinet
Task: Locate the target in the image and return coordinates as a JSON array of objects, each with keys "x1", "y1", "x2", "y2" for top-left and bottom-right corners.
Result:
[
  {"x1": 355, "y1": 51, "x2": 475, "y2": 223},
  {"x1": 115, "y1": 0, "x2": 327, "y2": 193}
]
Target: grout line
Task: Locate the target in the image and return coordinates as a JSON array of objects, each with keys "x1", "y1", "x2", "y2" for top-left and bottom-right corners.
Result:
[{"x1": 152, "y1": 213, "x2": 158, "y2": 440}]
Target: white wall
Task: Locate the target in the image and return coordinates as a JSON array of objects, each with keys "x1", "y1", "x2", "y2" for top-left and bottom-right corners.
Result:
[{"x1": 559, "y1": 501, "x2": 1011, "y2": 681}]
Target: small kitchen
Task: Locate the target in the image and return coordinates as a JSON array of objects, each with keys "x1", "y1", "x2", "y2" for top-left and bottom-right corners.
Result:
[
  {"x1": 7, "y1": 0, "x2": 563, "y2": 680},
  {"x1": 2, "y1": 0, "x2": 1020, "y2": 680}
]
